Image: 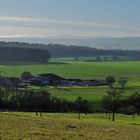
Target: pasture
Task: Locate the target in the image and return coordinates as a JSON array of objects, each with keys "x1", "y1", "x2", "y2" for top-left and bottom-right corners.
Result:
[
  {"x1": 41, "y1": 85, "x2": 138, "y2": 109},
  {"x1": 0, "y1": 61, "x2": 140, "y2": 108},
  {"x1": 0, "y1": 61, "x2": 140, "y2": 140},
  {"x1": 0, "y1": 112, "x2": 140, "y2": 140},
  {"x1": 0, "y1": 61, "x2": 140, "y2": 79}
]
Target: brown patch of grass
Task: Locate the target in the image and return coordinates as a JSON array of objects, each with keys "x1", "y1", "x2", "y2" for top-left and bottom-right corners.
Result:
[{"x1": 0, "y1": 112, "x2": 140, "y2": 140}]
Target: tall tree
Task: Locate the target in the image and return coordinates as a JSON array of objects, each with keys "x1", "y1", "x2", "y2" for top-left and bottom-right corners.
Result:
[
  {"x1": 129, "y1": 92, "x2": 140, "y2": 116},
  {"x1": 74, "y1": 97, "x2": 90, "y2": 119},
  {"x1": 106, "y1": 88, "x2": 123, "y2": 122},
  {"x1": 118, "y1": 78, "x2": 128, "y2": 89},
  {"x1": 20, "y1": 72, "x2": 32, "y2": 81},
  {"x1": 105, "y1": 76, "x2": 116, "y2": 88}
]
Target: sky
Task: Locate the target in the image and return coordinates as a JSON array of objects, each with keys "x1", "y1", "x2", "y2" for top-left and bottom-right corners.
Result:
[{"x1": 0, "y1": 0, "x2": 140, "y2": 38}]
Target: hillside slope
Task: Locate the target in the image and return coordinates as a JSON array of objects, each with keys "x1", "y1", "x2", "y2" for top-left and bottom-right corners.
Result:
[
  {"x1": 1, "y1": 37, "x2": 140, "y2": 50},
  {"x1": 0, "y1": 41, "x2": 140, "y2": 58}
]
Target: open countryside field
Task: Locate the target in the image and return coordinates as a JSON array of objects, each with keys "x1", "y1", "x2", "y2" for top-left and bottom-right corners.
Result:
[
  {"x1": 0, "y1": 61, "x2": 140, "y2": 79},
  {"x1": 44, "y1": 85, "x2": 140, "y2": 109},
  {"x1": 0, "y1": 61, "x2": 140, "y2": 109},
  {"x1": 0, "y1": 112, "x2": 140, "y2": 140}
]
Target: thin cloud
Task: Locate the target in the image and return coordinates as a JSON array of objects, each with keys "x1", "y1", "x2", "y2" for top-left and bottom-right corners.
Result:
[
  {"x1": 0, "y1": 16, "x2": 140, "y2": 31},
  {"x1": 0, "y1": 16, "x2": 140, "y2": 38}
]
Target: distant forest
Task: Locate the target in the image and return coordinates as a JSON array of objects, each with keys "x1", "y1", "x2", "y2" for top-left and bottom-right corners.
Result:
[
  {"x1": 0, "y1": 41, "x2": 140, "y2": 61},
  {"x1": 0, "y1": 46, "x2": 51, "y2": 62},
  {"x1": 45, "y1": 44, "x2": 140, "y2": 59}
]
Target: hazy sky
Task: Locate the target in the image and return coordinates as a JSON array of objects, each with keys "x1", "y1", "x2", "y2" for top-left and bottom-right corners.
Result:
[{"x1": 0, "y1": 0, "x2": 140, "y2": 38}]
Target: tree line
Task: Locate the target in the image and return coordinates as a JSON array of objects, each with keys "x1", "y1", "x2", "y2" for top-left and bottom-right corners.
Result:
[
  {"x1": 0, "y1": 46, "x2": 51, "y2": 62},
  {"x1": 46, "y1": 44, "x2": 140, "y2": 59},
  {"x1": 0, "y1": 41, "x2": 140, "y2": 60},
  {"x1": 0, "y1": 88, "x2": 91, "y2": 116}
]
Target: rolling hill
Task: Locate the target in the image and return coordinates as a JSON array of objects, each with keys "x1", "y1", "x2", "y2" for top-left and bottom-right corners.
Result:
[
  {"x1": 0, "y1": 41, "x2": 140, "y2": 59},
  {"x1": 1, "y1": 36, "x2": 140, "y2": 50}
]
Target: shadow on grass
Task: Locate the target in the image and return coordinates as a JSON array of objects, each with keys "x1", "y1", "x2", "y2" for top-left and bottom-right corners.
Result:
[
  {"x1": 0, "y1": 61, "x2": 69, "y2": 66},
  {"x1": 125, "y1": 86, "x2": 140, "y2": 90},
  {"x1": 130, "y1": 123, "x2": 140, "y2": 126},
  {"x1": 48, "y1": 62, "x2": 69, "y2": 65},
  {"x1": 55, "y1": 88, "x2": 72, "y2": 91}
]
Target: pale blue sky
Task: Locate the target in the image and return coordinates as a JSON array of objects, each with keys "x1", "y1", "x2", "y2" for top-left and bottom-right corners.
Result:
[{"x1": 0, "y1": 0, "x2": 140, "y2": 38}]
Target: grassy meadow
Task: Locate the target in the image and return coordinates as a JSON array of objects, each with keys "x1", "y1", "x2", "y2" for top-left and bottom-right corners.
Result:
[
  {"x1": 0, "y1": 60, "x2": 140, "y2": 108},
  {"x1": 44, "y1": 85, "x2": 140, "y2": 109},
  {"x1": 0, "y1": 60, "x2": 140, "y2": 139},
  {"x1": 0, "y1": 61, "x2": 140, "y2": 79},
  {"x1": 0, "y1": 112, "x2": 140, "y2": 140}
]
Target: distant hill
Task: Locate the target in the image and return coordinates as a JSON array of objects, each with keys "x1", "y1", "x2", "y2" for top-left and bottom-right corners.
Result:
[
  {"x1": 1, "y1": 36, "x2": 140, "y2": 50},
  {"x1": 0, "y1": 42, "x2": 140, "y2": 60}
]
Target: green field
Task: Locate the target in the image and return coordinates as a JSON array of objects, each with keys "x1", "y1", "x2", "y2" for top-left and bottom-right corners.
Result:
[
  {"x1": 45, "y1": 86, "x2": 139, "y2": 108},
  {"x1": 0, "y1": 112, "x2": 140, "y2": 140},
  {"x1": 51, "y1": 55, "x2": 132, "y2": 62},
  {"x1": 0, "y1": 61, "x2": 140, "y2": 139},
  {"x1": 0, "y1": 61, "x2": 140, "y2": 79},
  {"x1": 0, "y1": 61, "x2": 140, "y2": 108}
]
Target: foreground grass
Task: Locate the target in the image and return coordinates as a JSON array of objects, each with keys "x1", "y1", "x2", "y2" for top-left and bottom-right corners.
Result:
[{"x1": 0, "y1": 112, "x2": 140, "y2": 140}]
